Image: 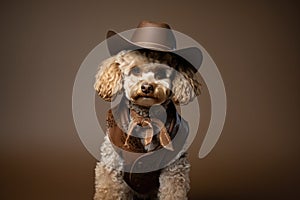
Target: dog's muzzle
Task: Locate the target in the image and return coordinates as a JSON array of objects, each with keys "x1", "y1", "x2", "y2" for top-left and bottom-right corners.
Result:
[{"x1": 141, "y1": 82, "x2": 154, "y2": 94}]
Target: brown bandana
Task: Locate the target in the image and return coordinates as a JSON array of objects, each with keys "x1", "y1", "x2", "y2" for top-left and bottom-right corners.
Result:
[{"x1": 125, "y1": 109, "x2": 174, "y2": 151}]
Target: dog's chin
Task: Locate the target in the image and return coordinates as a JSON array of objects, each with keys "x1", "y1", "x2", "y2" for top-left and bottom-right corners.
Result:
[{"x1": 132, "y1": 96, "x2": 166, "y2": 107}]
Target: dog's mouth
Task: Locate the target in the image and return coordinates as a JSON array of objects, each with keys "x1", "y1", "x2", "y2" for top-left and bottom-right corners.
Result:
[
  {"x1": 131, "y1": 94, "x2": 162, "y2": 107},
  {"x1": 133, "y1": 94, "x2": 157, "y2": 100}
]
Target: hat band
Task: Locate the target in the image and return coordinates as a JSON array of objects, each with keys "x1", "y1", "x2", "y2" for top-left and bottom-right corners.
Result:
[{"x1": 135, "y1": 41, "x2": 175, "y2": 51}]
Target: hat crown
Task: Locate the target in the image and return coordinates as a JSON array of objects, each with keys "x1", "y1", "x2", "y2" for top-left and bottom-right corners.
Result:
[
  {"x1": 136, "y1": 20, "x2": 171, "y2": 29},
  {"x1": 131, "y1": 21, "x2": 176, "y2": 51}
]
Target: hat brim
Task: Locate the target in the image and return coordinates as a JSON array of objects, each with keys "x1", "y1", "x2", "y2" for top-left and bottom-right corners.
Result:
[{"x1": 106, "y1": 30, "x2": 203, "y2": 72}]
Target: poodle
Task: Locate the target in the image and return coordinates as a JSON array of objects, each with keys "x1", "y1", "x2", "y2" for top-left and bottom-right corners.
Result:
[{"x1": 93, "y1": 49, "x2": 201, "y2": 200}]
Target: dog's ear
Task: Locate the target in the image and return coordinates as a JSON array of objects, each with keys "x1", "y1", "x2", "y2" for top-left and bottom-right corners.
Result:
[
  {"x1": 94, "y1": 55, "x2": 123, "y2": 101},
  {"x1": 172, "y1": 68, "x2": 201, "y2": 105}
]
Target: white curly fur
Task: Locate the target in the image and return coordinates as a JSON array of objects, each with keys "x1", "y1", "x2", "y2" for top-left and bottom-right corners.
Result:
[
  {"x1": 94, "y1": 136, "x2": 132, "y2": 200},
  {"x1": 100, "y1": 135, "x2": 123, "y2": 172},
  {"x1": 158, "y1": 154, "x2": 190, "y2": 200}
]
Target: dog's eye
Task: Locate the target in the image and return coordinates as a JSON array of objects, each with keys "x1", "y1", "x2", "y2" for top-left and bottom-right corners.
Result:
[
  {"x1": 130, "y1": 67, "x2": 141, "y2": 75},
  {"x1": 155, "y1": 70, "x2": 167, "y2": 79}
]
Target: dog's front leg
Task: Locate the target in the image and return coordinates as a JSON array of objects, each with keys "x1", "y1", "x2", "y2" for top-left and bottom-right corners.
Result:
[
  {"x1": 94, "y1": 162, "x2": 131, "y2": 200},
  {"x1": 158, "y1": 153, "x2": 191, "y2": 200},
  {"x1": 94, "y1": 136, "x2": 132, "y2": 200}
]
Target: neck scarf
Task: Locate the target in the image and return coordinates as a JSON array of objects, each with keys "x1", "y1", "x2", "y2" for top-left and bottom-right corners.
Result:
[{"x1": 125, "y1": 109, "x2": 174, "y2": 151}]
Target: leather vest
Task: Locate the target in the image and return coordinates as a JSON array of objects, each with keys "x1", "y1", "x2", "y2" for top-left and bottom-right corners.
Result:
[{"x1": 106, "y1": 98, "x2": 189, "y2": 195}]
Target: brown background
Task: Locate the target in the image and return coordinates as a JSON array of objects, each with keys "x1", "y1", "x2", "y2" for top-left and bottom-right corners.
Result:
[{"x1": 1, "y1": 0, "x2": 299, "y2": 199}]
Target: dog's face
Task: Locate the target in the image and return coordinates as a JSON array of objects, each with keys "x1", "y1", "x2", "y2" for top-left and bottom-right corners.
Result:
[
  {"x1": 123, "y1": 63, "x2": 174, "y2": 107},
  {"x1": 113, "y1": 50, "x2": 178, "y2": 107},
  {"x1": 94, "y1": 50, "x2": 201, "y2": 105}
]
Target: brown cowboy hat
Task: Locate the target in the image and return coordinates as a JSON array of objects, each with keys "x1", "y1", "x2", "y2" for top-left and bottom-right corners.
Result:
[{"x1": 106, "y1": 20, "x2": 203, "y2": 72}]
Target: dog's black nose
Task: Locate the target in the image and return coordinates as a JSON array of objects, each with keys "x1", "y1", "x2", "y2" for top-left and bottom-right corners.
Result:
[{"x1": 141, "y1": 82, "x2": 154, "y2": 94}]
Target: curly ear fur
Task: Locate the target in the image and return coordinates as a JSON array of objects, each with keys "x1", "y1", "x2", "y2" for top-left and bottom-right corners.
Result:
[
  {"x1": 172, "y1": 67, "x2": 201, "y2": 105},
  {"x1": 94, "y1": 56, "x2": 123, "y2": 101}
]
